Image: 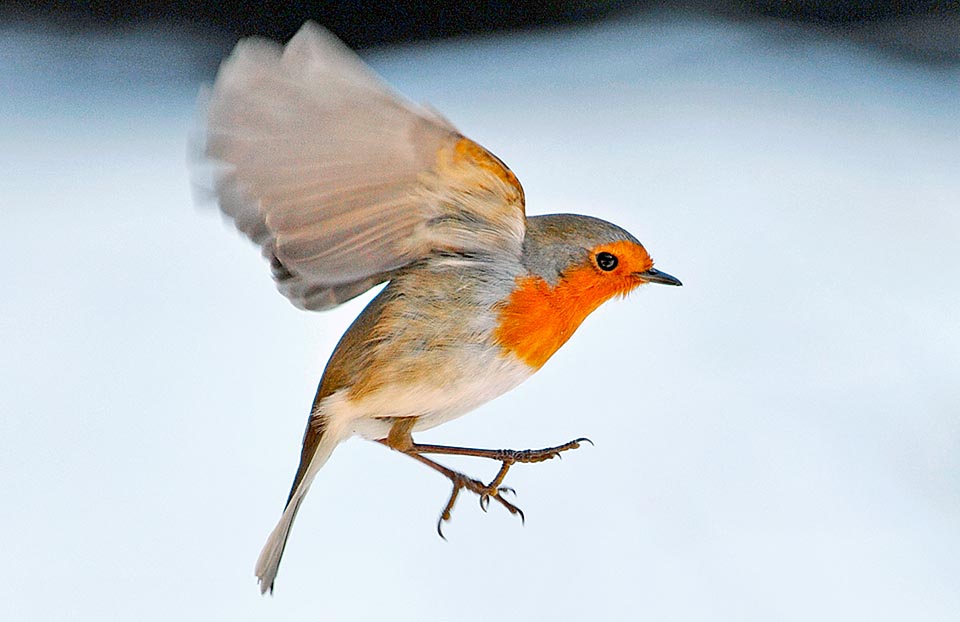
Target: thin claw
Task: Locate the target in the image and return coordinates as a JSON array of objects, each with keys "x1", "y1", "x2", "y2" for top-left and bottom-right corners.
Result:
[
  {"x1": 479, "y1": 495, "x2": 490, "y2": 512},
  {"x1": 435, "y1": 478, "x2": 464, "y2": 540},
  {"x1": 499, "y1": 486, "x2": 516, "y2": 497},
  {"x1": 575, "y1": 437, "x2": 594, "y2": 446},
  {"x1": 488, "y1": 493, "x2": 525, "y2": 524}
]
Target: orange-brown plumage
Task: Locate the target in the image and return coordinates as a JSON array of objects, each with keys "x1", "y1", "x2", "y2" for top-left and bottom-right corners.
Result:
[
  {"x1": 495, "y1": 240, "x2": 654, "y2": 369},
  {"x1": 452, "y1": 137, "x2": 524, "y2": 199}
]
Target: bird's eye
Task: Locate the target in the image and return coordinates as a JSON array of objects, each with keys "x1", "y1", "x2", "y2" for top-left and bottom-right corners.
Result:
[{"x1": 596, "y1": 252, "x2": 618, "y2": 271}]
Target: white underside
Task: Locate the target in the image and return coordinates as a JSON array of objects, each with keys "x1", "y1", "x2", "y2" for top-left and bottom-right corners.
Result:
[{"x1": 326, "y1": 352, "x2": 534, "y2": 441}]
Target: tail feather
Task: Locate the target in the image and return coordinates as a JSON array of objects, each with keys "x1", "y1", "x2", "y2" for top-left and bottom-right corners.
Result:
[
  {"x1": 255, "y1": 415, "x2": 342, "y2": 594},
  {"x1": 255, "y1": 495, "x2": 306, "y2": 594}
]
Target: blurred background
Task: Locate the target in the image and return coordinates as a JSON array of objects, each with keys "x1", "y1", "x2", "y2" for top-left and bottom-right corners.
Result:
[{"x1": 2, "y1": 2, "x2": 958, "y2": 621}]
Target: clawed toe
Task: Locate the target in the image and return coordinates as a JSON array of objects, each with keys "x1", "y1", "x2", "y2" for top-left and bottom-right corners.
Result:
[
  {"x1": 436, "y1": 471, "x2": 526, "y2": 537},
  {"x1": 478, "y1": 485, "x2": 519, "y2": 512},
  {"x1": 397, "y1": 437, "x2": 592, "y2": 538},
  {"x1": 495, "y1": 494, "x2": 525, "y2": 525}
]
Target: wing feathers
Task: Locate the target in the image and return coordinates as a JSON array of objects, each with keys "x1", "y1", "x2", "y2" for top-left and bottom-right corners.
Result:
[{"x1": 202, "y1": 22, "x2": 525, "y2": 310}]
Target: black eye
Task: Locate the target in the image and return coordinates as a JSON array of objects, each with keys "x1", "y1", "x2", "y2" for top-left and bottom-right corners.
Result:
[{"x1": 596, "y1": 252, "x2": 618, "y2": 271}]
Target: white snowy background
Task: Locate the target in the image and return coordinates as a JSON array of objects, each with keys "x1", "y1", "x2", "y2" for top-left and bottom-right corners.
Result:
[{"x1": 2, "y1": 12, "x2": 958, "y2": 621}]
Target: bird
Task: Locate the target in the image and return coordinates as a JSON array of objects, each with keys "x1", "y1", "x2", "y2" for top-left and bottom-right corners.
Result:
[{"x1": 200, "y1": 22, "x2": 682, "y2": 594}]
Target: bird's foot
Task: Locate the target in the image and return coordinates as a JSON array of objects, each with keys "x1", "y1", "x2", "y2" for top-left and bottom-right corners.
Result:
[
  {"x1": 377, "y1": 429, "x2": 593, "y2": 537},
  {"x1": 407, "y1": 439, "x2": 593, "y2": 537},
  {"x1": 435, "y1": 468, "x2": 524, "y2": 539}
]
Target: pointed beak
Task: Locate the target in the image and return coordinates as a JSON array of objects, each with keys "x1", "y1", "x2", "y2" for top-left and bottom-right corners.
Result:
[{"x1": 634, "y1": 268, "x2": 682, "y2": 286}]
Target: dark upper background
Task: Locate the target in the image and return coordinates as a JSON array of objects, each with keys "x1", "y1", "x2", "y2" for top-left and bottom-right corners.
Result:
[{"x1": 4, "y1": 0, "x2": 959, "y2": 65}]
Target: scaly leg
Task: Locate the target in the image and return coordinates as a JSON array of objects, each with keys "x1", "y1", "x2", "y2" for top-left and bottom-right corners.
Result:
[
  {"x1": 378, "y1": 417, "x2": 591, "y2": 537},
  {"x1": 399, "y1": 451, "x2": 523, "y2": 538}
]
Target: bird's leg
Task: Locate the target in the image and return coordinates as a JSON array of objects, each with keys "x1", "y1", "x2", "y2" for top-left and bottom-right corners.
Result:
[
  {"x1": 378, "y1": 418, "x2": 590, "y2": 536},
  {"x1": 398, "y1": 450, "x2": 524, "y2": 538},
  {"x1": 408, "y1": 438, "x2": 591, "y2": 515},
  {"x1": 409, "y1": 437, "x2": 592, "y2": 466},
  {"x1": 378, "y1": 418, "x2": 521, "y2": 537}
]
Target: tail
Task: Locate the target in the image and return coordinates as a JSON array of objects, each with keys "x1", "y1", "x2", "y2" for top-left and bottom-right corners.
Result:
[{"x1": 255, "y1": 412, "x2": 344, "y2": 594}]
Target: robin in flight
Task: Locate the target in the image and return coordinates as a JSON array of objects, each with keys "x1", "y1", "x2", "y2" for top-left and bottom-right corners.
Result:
[{"x1": 201, "y1": 22, "x2": 681, "y2": 593}]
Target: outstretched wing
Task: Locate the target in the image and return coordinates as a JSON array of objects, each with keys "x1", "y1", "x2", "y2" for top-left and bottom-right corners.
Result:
[{"x1": 201, "y1": 22, "x2": 526, "y2": 310}]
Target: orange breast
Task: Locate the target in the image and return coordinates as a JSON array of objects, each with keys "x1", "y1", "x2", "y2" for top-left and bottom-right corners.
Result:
[{"x1": 494, "y1": 265, "x2": 640, "y2": 369}]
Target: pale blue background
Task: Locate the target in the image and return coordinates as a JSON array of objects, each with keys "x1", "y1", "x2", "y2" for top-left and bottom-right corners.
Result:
[{"x1": 2, "y1": 14, "x2": 958, "y2": 621}]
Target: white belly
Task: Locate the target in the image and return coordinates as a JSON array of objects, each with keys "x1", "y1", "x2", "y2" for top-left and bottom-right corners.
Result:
[{"x1": 321, "y1": 351, "x2": 534, "y2": 441}]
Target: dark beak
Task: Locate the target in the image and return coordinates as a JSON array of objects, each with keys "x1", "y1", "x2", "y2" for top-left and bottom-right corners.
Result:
[{"x1": 634, "y1": 268, "x2": 682, "y2": 286}]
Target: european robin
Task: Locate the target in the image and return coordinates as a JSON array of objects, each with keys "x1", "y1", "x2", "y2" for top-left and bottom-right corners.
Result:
[{"x1": 201, "y1": 23, "x2": 681, "y2": 593}]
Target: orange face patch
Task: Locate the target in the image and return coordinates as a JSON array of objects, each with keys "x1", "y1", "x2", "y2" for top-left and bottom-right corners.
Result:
[
  {"x1": 589, "y1": 239, "x2": 654, "y2": 277},
  {"x1": 495, "y1": 240, "x2": 653, "y2": 369}
]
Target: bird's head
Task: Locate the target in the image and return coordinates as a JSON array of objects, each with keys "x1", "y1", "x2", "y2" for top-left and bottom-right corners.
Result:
[
  {"x1": 497, "y1": 214, "x2": 680, "y2": 369},
  {"x1": 522, "y1": 213, "x2": 681, "y2": 299}
]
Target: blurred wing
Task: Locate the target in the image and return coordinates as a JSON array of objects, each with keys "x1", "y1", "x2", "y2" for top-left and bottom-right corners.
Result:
[{"x1": 202, "y1": 22, "x2": 526, "y2": 310}]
